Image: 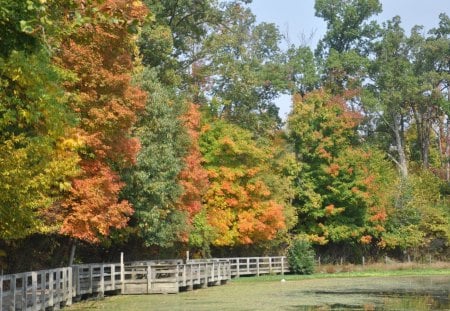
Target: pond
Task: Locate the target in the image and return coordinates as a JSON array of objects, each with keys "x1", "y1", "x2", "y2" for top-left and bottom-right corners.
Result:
[{"x1": 67, "y1": 275, "x2": 450, "y2": 311}]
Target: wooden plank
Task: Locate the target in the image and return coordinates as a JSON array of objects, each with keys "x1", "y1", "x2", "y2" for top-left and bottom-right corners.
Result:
[
  {"x1": 100, "y1": 265, "x2": 105, "y2": 297},
  {"x1": 67, "y1": 268, "x2": 73, "y2": 305},
  {"x1": 48, "y1": 270, "x2": 54, "y2": 308},
  {"x1": 146, "y1": 265, "x2": 151, "y2": 294},
  {"x1": 11, "y1": 274, "x2": 16, "y2": 311},
  {"x1": 120, "y1": 253, "x2": 125, "y2": 294},
  {"x1": 31, "y1": 271, "x2": 37, "y2": 311},
  {"x1": 55, "y1": 269, "x2": 61, "y2": 308},
  {"x1": 40, "y1": 271, "x2": 46, "y2": 311}
]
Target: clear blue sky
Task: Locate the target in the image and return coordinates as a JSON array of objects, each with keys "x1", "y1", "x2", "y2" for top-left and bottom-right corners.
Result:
[{"x1": 249, "y1": 0, "x2": 450, "y2": 119}]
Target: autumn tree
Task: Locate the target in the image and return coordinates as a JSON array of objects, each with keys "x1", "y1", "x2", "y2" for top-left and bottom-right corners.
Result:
[
  {"x1": 56, "y1": 0, "x2": 148, "y2": 243},
  {"x1": 0, "y1": 0, "x2": 79, "y2": 240},
  {"x1": 177, "y1": 102, "x2": 209, "y2": 220},
  {"x1": 200, "y1": 120, "x2": 287, "y2": 246}
]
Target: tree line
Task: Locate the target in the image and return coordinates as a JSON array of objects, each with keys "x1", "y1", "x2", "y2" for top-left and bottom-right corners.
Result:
[{"x1": 0, "y1": 0, "x2": 449, "y2": 272}]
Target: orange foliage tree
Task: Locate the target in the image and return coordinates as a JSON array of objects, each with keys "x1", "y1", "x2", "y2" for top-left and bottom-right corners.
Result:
[
  {"x1": 177, "y1": 103, "x2": 209, "y2": 219},
  {"x1": 56, "y1": 0, "x2": 148, "y2": 243},
  {"x1": 200, "y1": 120, "x2": 286, "y2": 246}
]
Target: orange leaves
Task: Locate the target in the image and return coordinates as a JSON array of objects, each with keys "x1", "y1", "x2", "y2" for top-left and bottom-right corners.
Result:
[
  {"x1": 360, "y1": 235, "x2": 372, "y2": 245},
  {"x1": 204, "y1": 166, "x2": 285, "y2": 246},
  {"x1": 56, "y1": 0, "x2": 147, "y2": 242},
  {"x1": 369, "y1": 210, "x2": 387, "y2": 222},
  {"x1": 200, "y1": 121, "x2": 287, "y2": 246},
  {"x1": 60, "y1": 161, "x2": 133, "y2": 243},
  {"x1": 325, "y1": 204, "x2": 335, "y2": 215},
  {"x1": 177, "y1": 103, "x2": 209, "y2": 218},
  {"x1": 326, "y1": 163, "x2": 340, "y2": 177}
]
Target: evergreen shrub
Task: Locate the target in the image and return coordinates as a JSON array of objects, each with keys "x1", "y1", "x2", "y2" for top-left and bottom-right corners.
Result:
[{"x1": 287, "y1": 239, "x2": 315, "y2": 274}]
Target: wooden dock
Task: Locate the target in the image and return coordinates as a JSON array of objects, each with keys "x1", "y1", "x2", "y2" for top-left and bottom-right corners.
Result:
[{"x1": 0, "y1": 256, "x2": 289, "y2": 310}]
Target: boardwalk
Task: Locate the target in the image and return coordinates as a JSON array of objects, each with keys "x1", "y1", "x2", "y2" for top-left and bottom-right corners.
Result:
[{"x1": 0, "y1": 256, "x2": 289, "y2": 311}]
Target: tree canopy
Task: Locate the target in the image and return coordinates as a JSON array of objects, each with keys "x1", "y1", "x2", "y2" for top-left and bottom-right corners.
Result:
[{"x1": 1, "y1": 0, "x2": 449, "y2": 270}]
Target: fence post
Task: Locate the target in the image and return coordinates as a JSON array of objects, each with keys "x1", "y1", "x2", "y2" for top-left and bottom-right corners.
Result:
[
  {"x1": 56, "y1": 269, "x2": 61, "y2": 307},
  {"x1": 281, "y1": 257, "x2": 285, "y2": 275},
  {"x1": 31, "y1": 272, "x2": 37, "y2": 311},
  {"x1": 61, "y1": 269, "x2": 66, "y2": 305},
  {"x1": 22, "y1": 274, "x2": 27, "y2": 311},
  {"x1": 40, "y1": 271, "x2": 47, "y2": 311},
  {"x1": 67, "y1": 268, "x2": 72, "y2": 306},
  {"x1": 88, "y1": 266, "x2": 93, "y2": 294},
  {"x1": 100, "y1": 265, "x2": 105, "y2": 297},
  {"x1": 48, "y1": 272, "x2": 54, "y2": 308},
  {"x1": 256, "y1": 258, "x2": 260, "y2": 276},
  {"x1": 146, "y1": 265, "x2": 152, "y2": 294},
  {"x1": 120, "y1": 253, "x2": 125, "y2": 294}
]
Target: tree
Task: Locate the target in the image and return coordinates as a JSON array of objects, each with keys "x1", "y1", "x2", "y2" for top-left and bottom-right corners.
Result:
[
  {"x1": 0, "y1": 0, "x2": 79, "y2": 240},
  {"x1": 200, "y1": 120, "x2": 287, "y2": 246},
  {"x1": 285, "y1": 45, "x2": 320, "y2": 97},
  {"x1": 288, "y1": 90, "x2": 395, "y2": 254},
  {"x1": 315, "y1": 0, "x2": 381, "y2": 93},
  {"x1": 177, "y1": 102, "x2": 209, "y2": 220},
  {"x1": 366, "y1": 17, "x2": 416, "y2": 179},
  {"x1": 121, "y1": 68, "x2": 189, "y2": 248},
  {"x1": 56, "y1": 0, "x2": 148, "y2": 243},
  {"x1": 200, "y1": 2, "x2": 284, "y2": 134}
]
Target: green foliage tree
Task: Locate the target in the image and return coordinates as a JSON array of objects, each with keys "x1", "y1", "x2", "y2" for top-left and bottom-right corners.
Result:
[
  {"x1": 315, "y1": 0, "x2": 382, "y2": 93},
  {"x1": 121, "y1": 68, "x2": 190, "y2": 248},
  {"x1": 288, "y1": 90, "x2": 396, "y2": 253},
  {"x1": 200, "y1": 3, "x2": 284, "y2": 134}
]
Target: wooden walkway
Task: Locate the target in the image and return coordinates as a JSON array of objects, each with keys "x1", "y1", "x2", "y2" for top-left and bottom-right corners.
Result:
[{"x1": 0, "y1": 256, "x2": 289, "y2": 310}]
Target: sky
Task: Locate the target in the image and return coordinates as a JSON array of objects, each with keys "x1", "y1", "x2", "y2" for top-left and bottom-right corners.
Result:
[{"x1": 249, "y1": 0, "x2": 450, "y2": 119}]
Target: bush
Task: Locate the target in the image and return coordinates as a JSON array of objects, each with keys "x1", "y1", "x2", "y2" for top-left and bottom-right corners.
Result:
[{"x1": 287, "y1": 239, "x2": 315, "y2": 274}]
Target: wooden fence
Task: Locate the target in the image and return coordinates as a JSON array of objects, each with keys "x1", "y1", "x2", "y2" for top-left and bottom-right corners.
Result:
[
  {"x1": 0, "y1": 267, "x2": 72, "y2": 311},
  {"x1": 0, "y1": 256, "x2": 288, "y2": 311}
]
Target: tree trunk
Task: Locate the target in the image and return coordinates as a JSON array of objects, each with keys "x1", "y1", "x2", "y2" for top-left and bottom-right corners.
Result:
[
  {"x1": 393, "y1": 113, "x2": 408, "y2": 179},
  {"x1": 69, "y1": 240, "x2": 76, "y2": 266}
]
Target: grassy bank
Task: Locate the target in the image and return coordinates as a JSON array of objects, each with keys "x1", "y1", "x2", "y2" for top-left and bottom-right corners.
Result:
[
  {"x1": 233, "y1": 261, "x2": 450, "y2": 283},
  {"x1": 66, "y1": 272, "x2": 450, "y2": 311}
]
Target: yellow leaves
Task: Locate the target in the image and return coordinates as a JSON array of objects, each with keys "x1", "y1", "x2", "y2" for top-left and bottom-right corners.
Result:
[
  {"x1": 59, "y1": 136, "x2": 85, "y2": 151},
  {"x1": 131, "y1": 1, "x2": 142, "y2": 7},
  {"x1": 308, "y1": 234, "x2": 328, "y2": 245}
]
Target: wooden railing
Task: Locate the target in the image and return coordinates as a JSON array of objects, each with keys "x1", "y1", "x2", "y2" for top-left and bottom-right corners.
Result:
[
  {"x1": 0, "y1": 267, "x2": 72, "y2": 311},
  {"x1": 0, "y1": 256, "x2": 288, "y2": 310},
  {"x1": 188, "y1": 256, "x2": 288, "y2": 277},
  {"x1": 227, "y1": 256, "x2": 288, "y2": 277}
]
